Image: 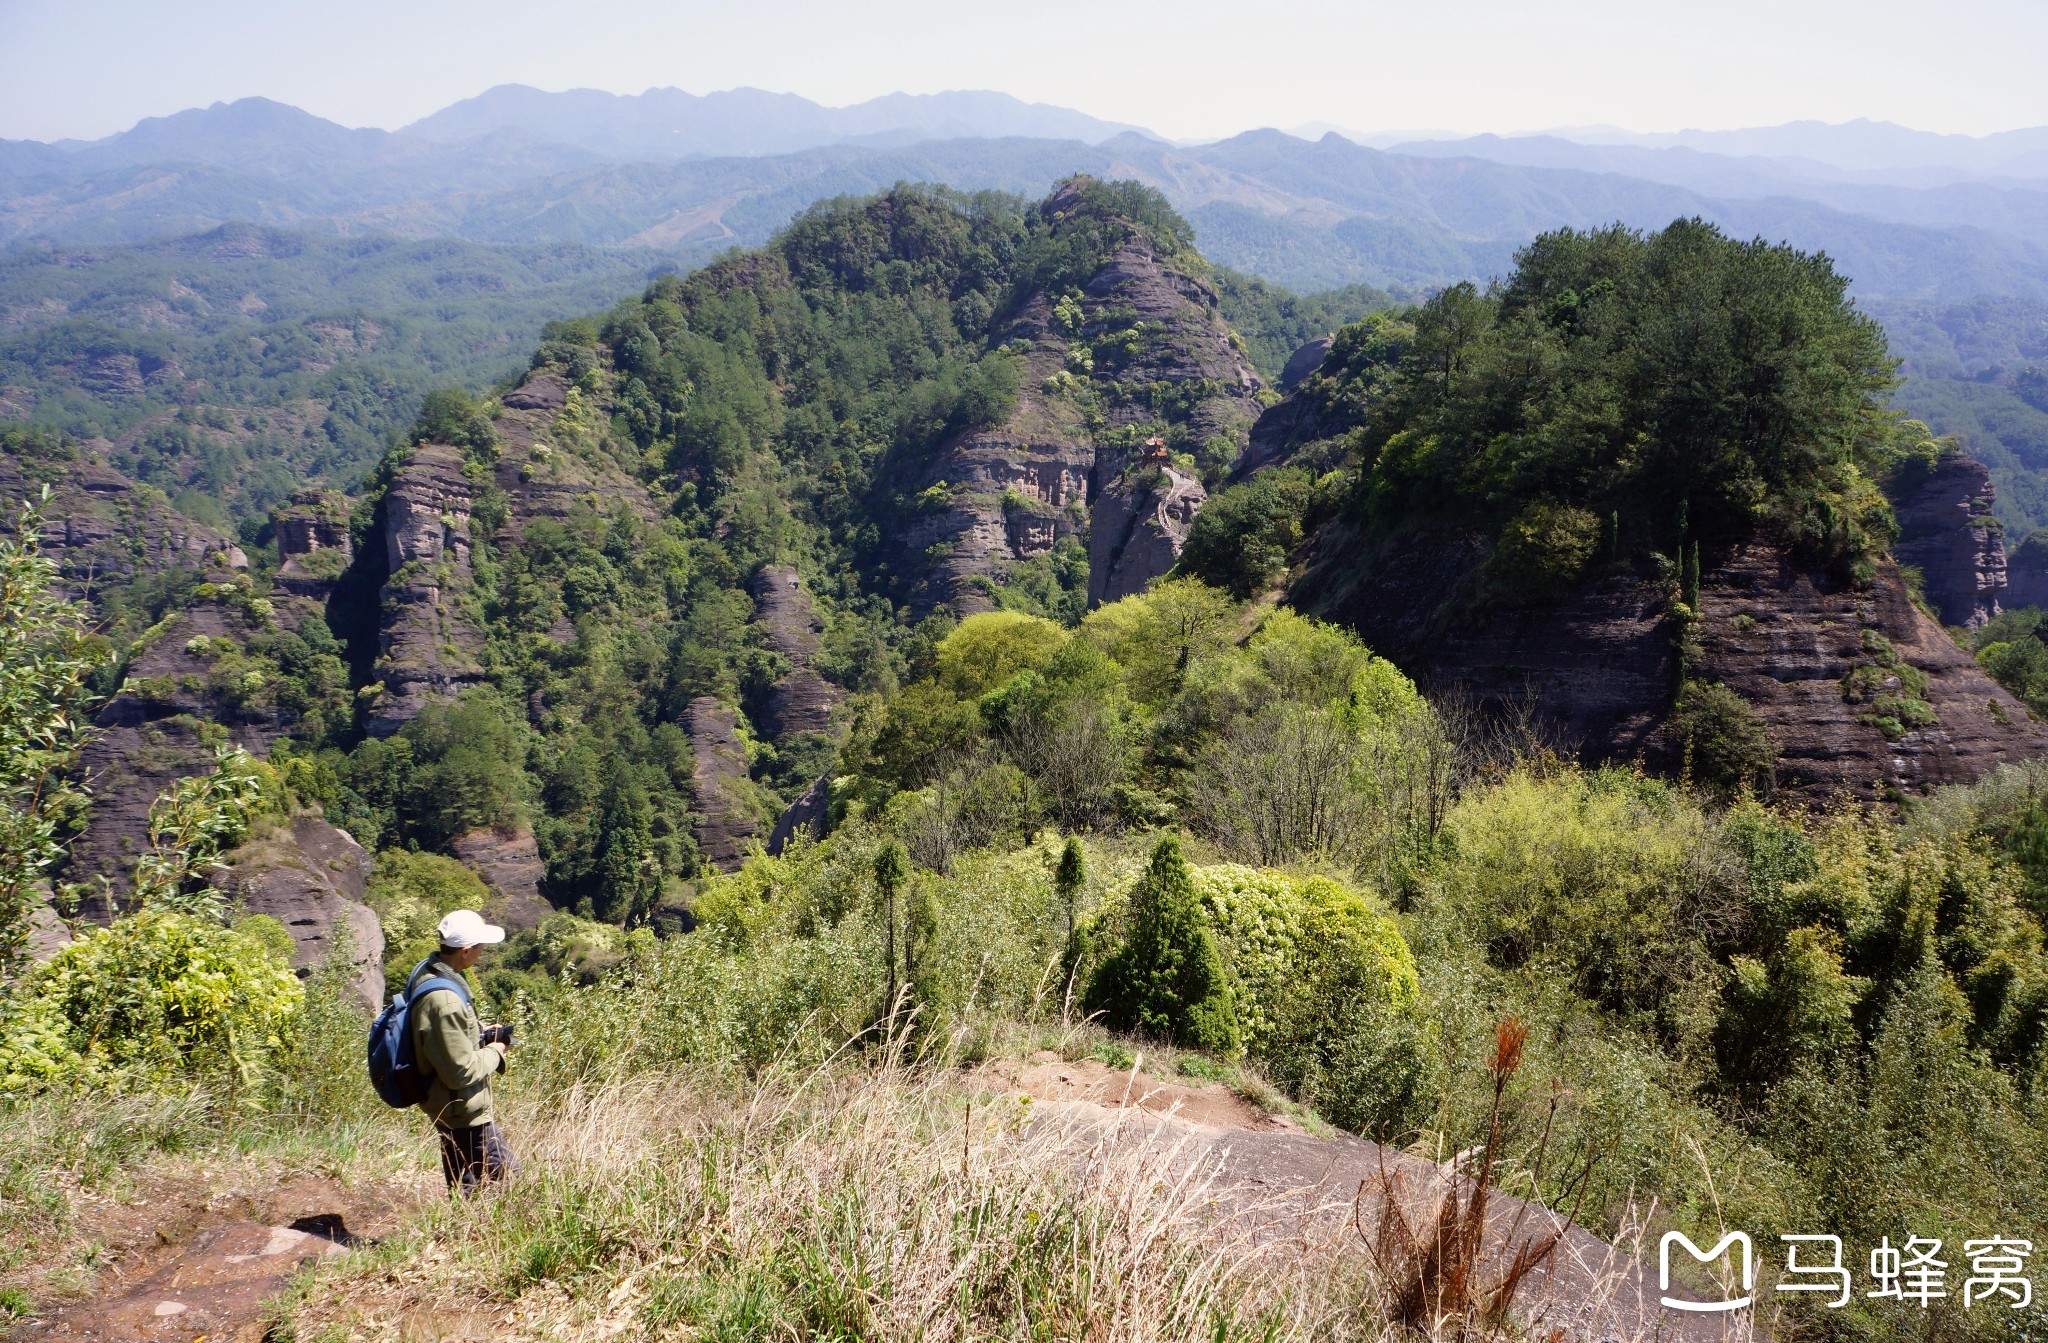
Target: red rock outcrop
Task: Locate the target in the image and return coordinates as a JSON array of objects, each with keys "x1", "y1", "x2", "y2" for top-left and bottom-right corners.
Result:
[
  {"x1": 1695, "y1": 547, "x2": 2044, "y2": 801},
  {"x1": 364, "y1": 442, "x2": 484, "y2": 736},
  {"x1": 210, "y1": 815, "x2": 385, "y2": 1013},
  {"x1": 1890, "y1": 452, "x2": 2006, "y2": 628},
  {"x1": 1088, "y1": 465, "x2": 1207, "y2": 606},
  {"x1": 683, "y1": 695, "x2": 762, "y2": 871},
  {"x1": 749, "y1": 564, "x2": 844, "y2": 741},
  {"x1": 26, "y1": 886, "x2": 71, "y2": 963},
  {"x1": 1297, "y1": 521, "x2": 2045, "y2": 804},
  {"x1": 449, "y1": 827, "x2": 555, "y2": 931},
  {"x1": 488, "y1": 370, "x2": 657, "y2": 544},
  {"x1": 1279, "y1": 337, "x2": 1333, "y2": 390},
  {"x1": 0, "y1": 447, "x2": 242, "y2": 603},
  {"x1": 768, "y1": 774, "x2": 833, "y2": 855},
  {"x1": 893, "y1": 185, "x2": 1261, "y2": 613},
  {"x1": 67, "y1": 596, "x2": 305, "y2": 908},
  {"x1": 272, "y1": 489, "x2": 352, "y2": 600}
]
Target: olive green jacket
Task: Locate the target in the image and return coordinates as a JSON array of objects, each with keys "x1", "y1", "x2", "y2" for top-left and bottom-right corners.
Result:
[{"x1": 409, "y1": 957, "x2": 504, "y2": 1129}]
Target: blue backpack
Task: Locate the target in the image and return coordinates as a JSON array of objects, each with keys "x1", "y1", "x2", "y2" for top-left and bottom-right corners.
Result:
[{"x1": 366, "y1": 958, "x2": 472, "y2": 1109}]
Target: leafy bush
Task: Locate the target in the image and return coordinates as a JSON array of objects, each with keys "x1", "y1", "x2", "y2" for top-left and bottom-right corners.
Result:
[
  {"x1": 1, "y1": 910, "x2": 300, "y2": 1090},
  {"x1": 1186, "y1": 865, "x2": 1426, "y2": 1130},
  {"x1": 1665, "y1": 679, "x2": 1775, "y2": 796},
  {"x1": 1083, "y1": 836, "x2": 1241, "y2": 1055},
  {"x1": 933, "y1": 611, "x2": 1069, "y2": 697},
  {"x1": 1486, "y1": 499, "x2": 1601, "y2": 597},
  {"x1": 1174, "y1": 470, "x2": 1313, "y2": 598},
  {"x1": 1429, "y1": 767, "x2": 1729, "y2": 1030}
]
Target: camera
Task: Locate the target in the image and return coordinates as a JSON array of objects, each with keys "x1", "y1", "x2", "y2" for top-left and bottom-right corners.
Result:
[{"x1": 478, "y1": 1022, "x2": 514, "y2": 1049}]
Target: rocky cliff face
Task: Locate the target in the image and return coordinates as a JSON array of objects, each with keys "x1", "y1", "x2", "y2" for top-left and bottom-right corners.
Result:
[
  {"x1": 2, "y1": 441, "x2": 361, "y2": 910},
  {"x1": 1890, "y1": 453, "x2": 2006, "y2": 628},
  {"x1": 1296, "y1": 522, "x2": 2044, "y2": 804},
  {"x1": 1279, "y1": 337, "x2": 1332, "y2": 391},
  {"x1": 66, "y1": 594, "x2": 304, "y2": 908},
  {"x1": 749, "y1": 565, "x2": 844, "y2": 741},
  {"x1": 1694, "y1": 546, "x2": 2043, "y2": 799},
  {"x1": 210, "y1": 815, "x2": 385, "y2": 1013},
  {"x1": 768, "y1": 774, "x2": 832, "y2": 856},
  {"x1": 683, "y1": 695, "x2": 763, "y2": 870},
  {"x1": 0, "y1": 447, "x2": 243, "y2": 603},
  {"x1": 356, "y1": 370, "x2": 659, "y2": 737},
  {"x1": 896, "y1": 188, "x2": 1261, "y2": 612},
  {"x1": 1298, "y1": 524, "x2": 1678, "y2": 765},
  {"x1": 2009, "y1": 541, "x2": 2048, "y2": 610},
  {"x1": 272, "y1": 488, "x2": 352, "y2": 600},
  {"x1": 488, "y1": 372, "x2": 657, "y2": 542},
  {"x1": 1088, "y1": 465, "x2": 1207, "y2": 606},
  {"x1": 449, "y1": 827, "x2": 554, "y2": 931},
  {"x1": 363, "y1": 442, "x2": 485, "y2": 736}
]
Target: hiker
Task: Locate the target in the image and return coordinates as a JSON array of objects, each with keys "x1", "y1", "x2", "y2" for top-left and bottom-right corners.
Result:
[{"x1": 410, "y1": 909, "x2": 517, "y2": 1192}]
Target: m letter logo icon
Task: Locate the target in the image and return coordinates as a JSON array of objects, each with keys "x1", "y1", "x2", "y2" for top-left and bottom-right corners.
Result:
[{"x1": 1660, "y1": 1231, "x2": 1755, "y2": 1312}]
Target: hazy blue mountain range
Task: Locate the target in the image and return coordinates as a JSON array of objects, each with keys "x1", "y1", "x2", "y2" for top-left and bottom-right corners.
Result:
[
  {"x1": 1527, "y1": 118, "x2": 2048, "y2": 180},
  {"x1": 8, "y1": 99, "x2": 2048, "y2": 305},
  {"x1": 398, "y1": 84, "x2": 1153, "y2": 157}
]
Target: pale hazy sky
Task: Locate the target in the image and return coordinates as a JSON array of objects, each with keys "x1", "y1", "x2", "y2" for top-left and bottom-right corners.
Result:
[{"x1": 2, "y1": 0, "x2": 2045, "y2": 143}]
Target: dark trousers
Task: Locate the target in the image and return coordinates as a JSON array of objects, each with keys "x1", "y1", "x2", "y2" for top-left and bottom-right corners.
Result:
[{"x1": 436, "y1": 1120, "x2": 516, "y2": 1192}]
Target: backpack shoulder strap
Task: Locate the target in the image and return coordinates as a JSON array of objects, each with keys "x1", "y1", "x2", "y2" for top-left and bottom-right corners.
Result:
[{"x1": 404, "y1": 958, "x2": 473, "y2": 1008}]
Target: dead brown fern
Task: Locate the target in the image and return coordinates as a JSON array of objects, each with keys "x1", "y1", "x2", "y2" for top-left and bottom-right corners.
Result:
[{"x1": 1355, "y1": 1015, "x2": 1590, "y2": 1340}]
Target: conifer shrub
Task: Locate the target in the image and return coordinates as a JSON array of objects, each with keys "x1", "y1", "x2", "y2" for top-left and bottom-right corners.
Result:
[{"x1": 1083, "y1": 836, "x2": 1241, "y2": 1056}]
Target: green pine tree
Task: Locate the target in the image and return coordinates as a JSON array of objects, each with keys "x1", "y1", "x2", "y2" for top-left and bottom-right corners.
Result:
[
  {"x1": 1054, "y1": 836, "x2": 1086, "y2": 947},
  {"x1": 592, "y1": 767, "x2": 658, "y2": 925},
  {"x1": 1085, "y1": 835, "x2": 1241, "y2": 1056},
  {"x1": 873, "y1": 841, "x2": 909, "y2": 1022}
]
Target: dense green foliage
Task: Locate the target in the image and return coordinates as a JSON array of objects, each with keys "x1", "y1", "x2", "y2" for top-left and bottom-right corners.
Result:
[
  {"x1": 1346, "y1": 222, "x2": 1907, "y2": 581},
  {"x1": 1207, "y1": 270, "x2": 1393, "y2": 379},
  {"x1": 0, "y1": 229, "x2": 665, "y2": 526},
  {"x1": 1083, "y1": 836, "x2": 1242, "y2": 1054},
  {"x1": 10, "y1": 176, "x2": 2048, "y2": 1341},
  {"x1": 1175, "y1": 468, "x2": 1319, "y2": 598},
  {"x1": 1, "y1": 910, "x2": 300, "y2": 1090},
  {"x1": 1966, "y1": 606, "x2": 2048, "y2": 718},
  {"x1": 0, "y1": 496, "x2": 106, "y2": 972}
]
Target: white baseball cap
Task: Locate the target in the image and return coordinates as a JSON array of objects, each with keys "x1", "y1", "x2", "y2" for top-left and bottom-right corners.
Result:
[{"x1": 438, "y1": 909, "x2": 506, "y2": 949}]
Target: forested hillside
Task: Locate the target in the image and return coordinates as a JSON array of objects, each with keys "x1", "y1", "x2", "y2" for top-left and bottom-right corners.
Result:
[{"x1": 6, "y1": 180, "x2": 2048, "y2": 1342}]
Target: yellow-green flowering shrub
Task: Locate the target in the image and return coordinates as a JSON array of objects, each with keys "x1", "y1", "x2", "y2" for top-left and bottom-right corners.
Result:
[
  {"x1": 1079, "y1": 857, "x2": 1427, "y2": 1129},
  {"x1": 0, "y1": 910, "x2": 301, "y2": 1090}
]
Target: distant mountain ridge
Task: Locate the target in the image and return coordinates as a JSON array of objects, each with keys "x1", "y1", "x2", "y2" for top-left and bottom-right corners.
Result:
[
  {"x1": 9, "y1": 106, "x2": 2048, "y2": 305},
  {"x1": 398, "y1": 84, "x2": 1155, "y2": 158}
]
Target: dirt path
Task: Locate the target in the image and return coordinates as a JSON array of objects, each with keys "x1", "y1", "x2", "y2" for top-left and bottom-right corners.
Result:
[
  {"x1": 978, "y1": 1053, "x2": 1765, "y2": 1343},
  {"x1": 11, "y1": 1171, "x2": 415, "y2": 1342}
]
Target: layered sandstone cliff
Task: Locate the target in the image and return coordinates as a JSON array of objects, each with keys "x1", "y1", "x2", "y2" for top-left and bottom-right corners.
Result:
[
  {"x1": 895, "y1": 185, "x2": 1261, "y2": 613},
  {"x1": 1890, "y1": 452, "x2": 2006, "y2": 628},
  {"x1": 1296, "y1": 520, "x2": 2043, "y2": 804},
  {"x1": 363, "y1": 442, "x2": 485, "y2": 736},
  {"x1": 1089, "y1": 465, "x2": 1207, "y2": 606}
]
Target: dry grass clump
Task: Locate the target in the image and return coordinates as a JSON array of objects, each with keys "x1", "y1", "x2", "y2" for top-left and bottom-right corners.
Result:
[{"x1": 286, "y1": 1052, "x2": 1392, "y2": 1342}]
